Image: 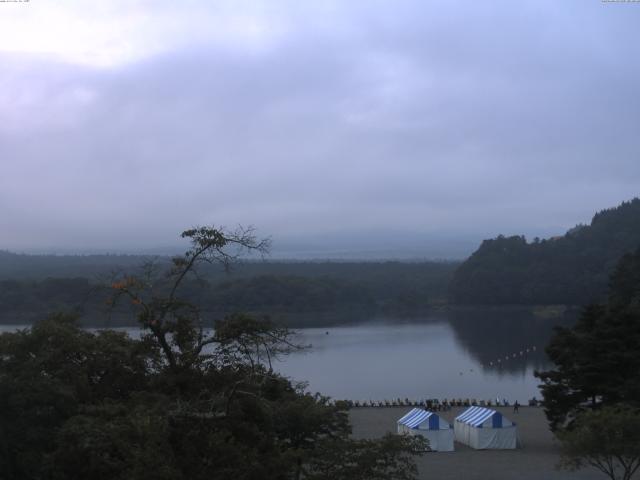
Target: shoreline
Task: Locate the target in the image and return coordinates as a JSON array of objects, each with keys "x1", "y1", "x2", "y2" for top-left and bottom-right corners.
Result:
[{"x1": 0, "y1": 303, "x2": 576, "y2": 329}]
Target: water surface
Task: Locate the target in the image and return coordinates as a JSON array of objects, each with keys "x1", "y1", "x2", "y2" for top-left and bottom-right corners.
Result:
[
  {"x1": 0, "y1": 309, "x2": 571, "y2": 403},
  {"x1": 277, "y1": 316, "x2": 554, "y2": 403}
]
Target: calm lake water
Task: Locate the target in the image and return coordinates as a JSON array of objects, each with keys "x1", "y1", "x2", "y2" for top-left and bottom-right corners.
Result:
[
  {"x1": 0, "y1": 309, "x2": 572, "y2": 404},
  {"x1": 279, "y1": 308, "x2": 572, "y2": 403},
  {"x1": 279, "y1": 321, "x2": 548, "y2": 403}
]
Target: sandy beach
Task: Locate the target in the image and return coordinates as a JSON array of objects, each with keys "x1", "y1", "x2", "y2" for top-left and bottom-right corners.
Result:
[{"x1": 349, "y1": 406, "x2": 606, "y2": 480}]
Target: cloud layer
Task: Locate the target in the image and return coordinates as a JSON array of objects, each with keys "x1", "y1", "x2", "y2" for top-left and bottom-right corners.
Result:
[{"x1": 1, "y1": 0, "x2": 639, "y2": 256}]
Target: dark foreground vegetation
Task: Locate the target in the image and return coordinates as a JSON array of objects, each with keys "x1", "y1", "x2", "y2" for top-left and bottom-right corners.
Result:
[
  {"x1": 451, "y1": 198, "x2": 640, "y2": 306},
  {"x1": 536, "y1": 247, "x2": 640, "y2": 480},
  {"x1": 0, "y1": 227, "x2": 426, "y2": 480}
]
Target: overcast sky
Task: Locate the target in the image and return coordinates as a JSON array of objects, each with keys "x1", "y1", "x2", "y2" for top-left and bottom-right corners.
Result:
[{"x1": 0, "y1": 0, "x2": 638, "y2": 258}]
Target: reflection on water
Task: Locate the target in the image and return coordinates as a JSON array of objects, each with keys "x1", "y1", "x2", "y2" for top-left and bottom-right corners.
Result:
[
  {"x1": 447, "y1": 308, "x2": 574, "y2": 376},
  {"x1": 0, "y1": 308, "x2": 575, "y2": 403},
  {"x1": 275, "y1": 309, "x2": 575, "y2": 403}
]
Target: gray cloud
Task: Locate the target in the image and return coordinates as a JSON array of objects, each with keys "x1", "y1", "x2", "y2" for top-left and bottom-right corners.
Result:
[{"x1": 1, "y1": 0, "x2": 639, "y2": 257}]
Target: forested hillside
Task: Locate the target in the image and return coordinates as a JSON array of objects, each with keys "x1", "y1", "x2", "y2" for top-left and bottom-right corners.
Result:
[
  {"x1": 450, "y1": 198, "x2": 640, "y2": 305},
  {"x1": 0, "y1": 259, "x2": 457, "y2": 326}
]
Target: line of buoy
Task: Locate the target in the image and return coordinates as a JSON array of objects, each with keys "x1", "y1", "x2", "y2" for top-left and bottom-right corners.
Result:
[
  {"x1": 486, "y1": 345, "x2": 537, "y2": 367},
  {"x1": 333, "y1": 397, "x2": 540, "y2": 409}
]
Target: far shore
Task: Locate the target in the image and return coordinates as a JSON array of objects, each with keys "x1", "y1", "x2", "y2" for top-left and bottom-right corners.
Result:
[{"x1": 0, "y1": 303, "x2": 578, "y2": 329}]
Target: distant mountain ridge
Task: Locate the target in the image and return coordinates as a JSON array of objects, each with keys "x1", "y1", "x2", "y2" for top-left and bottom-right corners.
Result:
[{"x1": 450, "y1": 198, "x2": 640, "y2": 305}]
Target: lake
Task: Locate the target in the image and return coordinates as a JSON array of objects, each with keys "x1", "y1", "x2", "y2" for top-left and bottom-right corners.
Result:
[
  {"x1": 275, "y1": 308, "x2": 573, "y2": 403},
  {"x1": 0, "y1": 308, "x2": 572, "y2": 404}
]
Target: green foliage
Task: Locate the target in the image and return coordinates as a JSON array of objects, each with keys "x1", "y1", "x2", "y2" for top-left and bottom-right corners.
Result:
[
  {"x1": 536, "y1": 248, "x2": 640, "y2": 431},
  {"x1": 451, "y1": 198, "x2": 640, "y2": 305},
  {"x1": 0, "y1": 226, "x2": 425, "y2": 480},
  {"x1": 0, "y1": 277, "x2": 92, "y2": 318},
  {"x1": 51, "y1": 402, "x2": 180, "y2": 480},
  {"x1": 557, "y1": 406, "x2": 640, "y2": 480},
  {"x1": 210, "y1": 275, "x2": 375, "y2": 314},
  {"x1": 0, "y1": 310, "x2": 423, "y2": 480},
  {"x1": 0, "y1": 313, "x2": 153, "y2": 479},
  {"x1": 609, "y1": 250, "x2": 640, "y2": 313},
  {"x1": 536, "y1": 247, "x2": 640, "y2": 480},
  {"x1": 0, "y1": 262, "x2": 457, "y2": 327}
]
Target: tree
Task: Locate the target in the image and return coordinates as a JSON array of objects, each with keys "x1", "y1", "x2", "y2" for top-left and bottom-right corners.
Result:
[
  {"x1": 536, "y1": 248, "x2": 640, "y2": 479},
  {"x1": 557, "y1": 406, "x2": 640, "y2": 480},
  {"x1": 0, "y1": 225, "x2": 426, "y2": 480},
  {"x1": 535, "y1": 247, "x2": 640, "y2": 431},
  {"x1": 450, "y1": 198, "x2": 640, "y2": 306},
  {"x1": 107, "y1": 225, "x2": 272, "y2": 373},
  {"x1": 0, "y1": 313, "x2": 154, "y2": 479}
]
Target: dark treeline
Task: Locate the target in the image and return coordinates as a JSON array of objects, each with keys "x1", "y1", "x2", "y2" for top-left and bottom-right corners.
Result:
[
  {"x1": 0, "y1": 250, "x2": 454, "y2": 284},
  {"x1": 0, "y1": 250, "x2": 147, "y2": 280},
  {"x1": 0, "y1": 227, "x2": 426, "y2": 480},
  {"x1": 450, "y1": 198, "x2": 640, "y2": 305},
  {"x1": 3, "y1": 198, "x2": 639, "y2": 319},
  {"x1": 0, "y1": 261, "x2": 457, "y2": 327}
]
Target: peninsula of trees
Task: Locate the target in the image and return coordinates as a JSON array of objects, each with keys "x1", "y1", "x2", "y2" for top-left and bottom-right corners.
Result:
[{"x1": 450, "y1": 198, "x2": 640, "y2": 306}]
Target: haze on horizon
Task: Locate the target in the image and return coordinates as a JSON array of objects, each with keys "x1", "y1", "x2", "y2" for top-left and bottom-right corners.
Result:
[{"x1": 1, "y1": 1, "x2": 639, "y2": 259}]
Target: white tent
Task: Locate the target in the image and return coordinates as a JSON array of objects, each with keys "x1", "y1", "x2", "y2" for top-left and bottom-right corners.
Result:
[
  {"x1": 397, "y1": 408, "x2": 454, "y2": 452},
  {"x1": 454, "y1": 406, "x2": 518, "y2": 449}
]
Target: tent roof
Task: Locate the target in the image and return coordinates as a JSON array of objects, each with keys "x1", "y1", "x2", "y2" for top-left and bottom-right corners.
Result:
[
  {"x1": 455, "y1": 406, "x2": 500, "y2": 427},
  {"x1": 397, "y1": 408, "x2": 438, "y2": 429}
]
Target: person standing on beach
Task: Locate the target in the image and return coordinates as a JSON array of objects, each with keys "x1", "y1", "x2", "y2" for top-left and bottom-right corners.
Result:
[{"x1": 513, "y1": 400, "x2": 520, "y2": 413}]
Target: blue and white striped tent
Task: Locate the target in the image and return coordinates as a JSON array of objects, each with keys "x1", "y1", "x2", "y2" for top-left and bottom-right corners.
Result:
[
  {"x1": 454, "y1": 406, "x2": 517, "y2": 449},
  {"x1": 397, "y1": 408, "x2": 454, "y2": 451}
]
